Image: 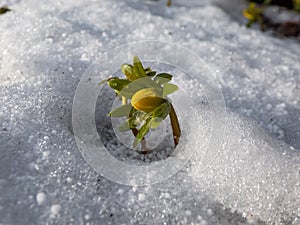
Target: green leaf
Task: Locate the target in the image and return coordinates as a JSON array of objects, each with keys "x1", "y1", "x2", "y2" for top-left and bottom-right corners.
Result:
[
  {"x1": 146, "y1": 71, "x2": 156, "y2": 77},
  {"x1": 151, "y1": 102, "x2": 171, "y2": 128},
  {"x1": 107, "y1": 78, "x2": 131, "y2": 93},
  {"x1": 133, "y1": 56, "x2": 146, "y2": 78},
  {"x1": 153, "y1": 102, "x2": 170, "y2": 119},
  {"x1": 98, "y1": 77, "x2": 118, "y2": 86},
  {"x1": 162, "y1": 83, "x2": 179, "y2": 97},
  {"x1": 144, "y1": 67, "x2": 157, "y2": 77},
  {"x1": 119, "y1": 77, "x2": 162, "y2": 98},
  {"x1": 133, "y1": 117, "x2": 152, "y2": 148},
  {"x1": 108, "y1": 104, "x2": 132, "y2": 117},
  {"x1": 154, "y1": 73, "x2": 173, "y2": 84},
  {"x1": 128, "y1": 107, "x2": 138, "y2": 129},
  {"x1": 119, "y1": 120, "x2": 131, "y2": 132},
  {"x1": 121, "y1": 64, "x2": 139, "y2": 81},
  {"x1": 150, "y1": 117, "x2": 163, "y2": 129}
]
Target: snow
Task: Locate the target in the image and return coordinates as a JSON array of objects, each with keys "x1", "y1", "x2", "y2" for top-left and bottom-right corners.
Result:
[
  {"x1": 0, "y1": 0, "x2": 299, "y2": 224},
  {"x1": 36, "y1": 192, "x2": 46, "y2": 205},
  {"x1": 189, "y1": 112, "x2": 300, "y2": 224},
  {"x1": 50, "y1": 204, "x2": 61, "y2": 216},
  {"x1": 138, "y1": 193, "x2": 146, "y2": 202}
]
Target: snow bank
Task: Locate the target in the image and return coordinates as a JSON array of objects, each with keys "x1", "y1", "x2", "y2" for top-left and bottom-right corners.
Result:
[{"x1": 189, "y1": 112, "x2": 300, "y2": 224}]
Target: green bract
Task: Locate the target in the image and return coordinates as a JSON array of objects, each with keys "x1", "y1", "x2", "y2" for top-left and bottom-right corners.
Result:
[{"x1": 100, "y1": 55, "x2": 181, "y2": 151}]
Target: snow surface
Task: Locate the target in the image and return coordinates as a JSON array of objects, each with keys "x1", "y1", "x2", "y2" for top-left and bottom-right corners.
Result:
[{"x1": 0, "y1": 0, "x2": 299, "y2": 224}]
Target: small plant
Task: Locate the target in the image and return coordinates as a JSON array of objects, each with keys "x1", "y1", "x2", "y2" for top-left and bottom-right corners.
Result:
[
  {"x1": 100, "y1": 56, "x2": 181, "y2": 152},
  {"x1": 0, "y1": 6, "x2": 12, "y2": 15},
  {"x1": 243, "y1": 2, "x2": 267, "y2": 30},
  {"x1": 151, "y1": 0, "x2": 172, "y2": 7},
  {"x1": 243, "y1": 0, "x2": 300, "y2": 32}
]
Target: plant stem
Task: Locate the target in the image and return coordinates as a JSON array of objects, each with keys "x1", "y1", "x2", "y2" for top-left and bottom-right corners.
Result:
[
  {"x1": 169, "y1": 103, "x2": 181, "y2": 146},
  {"x1": 131, "y1": 128, "x2": 148, "y2": 153},
  {"x1": 122, "y1": 96, "x2": 127, "y2": 105}
]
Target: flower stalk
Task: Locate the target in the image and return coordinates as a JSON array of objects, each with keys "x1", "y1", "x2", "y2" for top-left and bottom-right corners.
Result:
[{"x1": 169, "y1": 103, "x2": 181, "y2": 146}]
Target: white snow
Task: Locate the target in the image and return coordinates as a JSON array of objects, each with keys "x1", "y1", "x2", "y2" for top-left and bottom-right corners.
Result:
[
  {"x1": 50, "y1": 204, "x2": 61, "y2": 216},
  {"x1": 207, "y1": 209, "x2": 213, "y2": 217},
  {"x1": 189, "y1": 111, "x2": 300, "y2": 224},
  {"x1": 36, "y1": 192, "x2": 46, "y2": 205},
  {"x1": 0, "y1": 0, "x2": 299, "y2": 224},
  {"x1": 138, "y1": 193, "x2": 146, "y2": 202}
]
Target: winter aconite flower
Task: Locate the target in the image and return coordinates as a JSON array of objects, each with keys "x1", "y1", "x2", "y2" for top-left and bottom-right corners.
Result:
[
  {"x1": 243, "y1": 2, "x2": 265, "y2": 30},
  {"x1": 131, "y1": 88, "x2": 166, "y2": 112},
  {"x1": 100, "y1": 56, "x2": 181, "y2": 152}
]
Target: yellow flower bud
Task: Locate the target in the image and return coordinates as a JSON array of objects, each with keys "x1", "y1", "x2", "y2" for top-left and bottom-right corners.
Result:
[
  {"x1": 131, "y1": 88, "x2": 165, "y2": 112},
  {"x1": 243, "y1": 9, "x2": 255, "y2": 21}
]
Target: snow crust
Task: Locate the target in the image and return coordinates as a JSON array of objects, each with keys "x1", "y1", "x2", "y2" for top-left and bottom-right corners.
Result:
[{"x1": 0, "y1": 0, "x2": 299, "y2": 224}]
